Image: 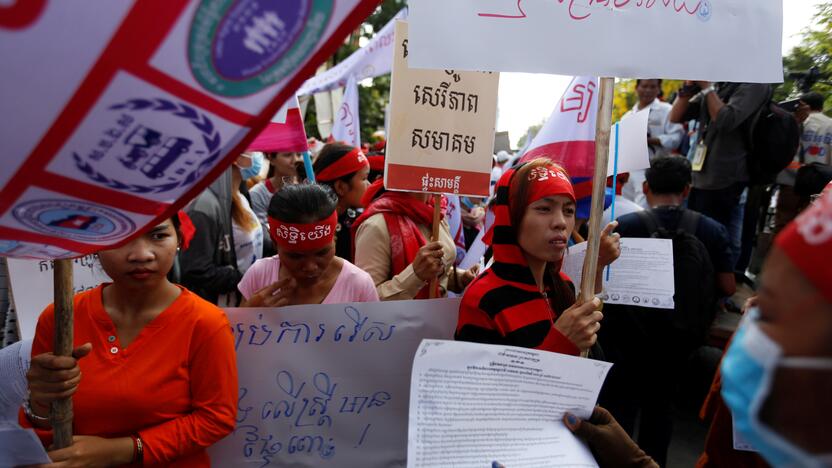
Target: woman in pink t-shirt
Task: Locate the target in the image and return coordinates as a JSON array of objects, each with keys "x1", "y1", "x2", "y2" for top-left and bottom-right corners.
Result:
[{"x1": 238, "y1": 183, "x2": 379, "y2": 305}]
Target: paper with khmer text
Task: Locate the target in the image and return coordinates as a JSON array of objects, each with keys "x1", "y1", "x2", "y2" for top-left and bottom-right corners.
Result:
[
  {"x1": 408, "y1": 339, "x2": 612, "y2": 467},
  {"x1": 562, "y1": 239, "x2": 675, "y2": 309}
]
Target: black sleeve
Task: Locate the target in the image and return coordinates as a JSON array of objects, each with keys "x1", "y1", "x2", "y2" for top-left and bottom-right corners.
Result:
[
  {"x1": 679, "y1": 96, "x2": 702, "y2": 123},
  {"x1": 179, "y1": 210, "x2": 242, "y2": 295},
  {"x1": 700, "y1": 219, "x2": 734, "y2": 273}
]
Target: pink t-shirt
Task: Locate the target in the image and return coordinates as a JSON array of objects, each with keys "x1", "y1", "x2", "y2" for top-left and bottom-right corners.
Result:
[{"x1": 237, "y1": 256, "x2": 380, "y2": 304}]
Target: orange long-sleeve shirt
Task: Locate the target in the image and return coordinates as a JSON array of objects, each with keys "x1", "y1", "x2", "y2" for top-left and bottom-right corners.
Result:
[{"x1": 25, "y1": 284, "x2": 238, "y2": 466}]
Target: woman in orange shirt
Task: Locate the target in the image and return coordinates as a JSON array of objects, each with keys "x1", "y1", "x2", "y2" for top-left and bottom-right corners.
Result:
[{"x1": 24, "y1": 214, "x2": 237, "y2": 467}]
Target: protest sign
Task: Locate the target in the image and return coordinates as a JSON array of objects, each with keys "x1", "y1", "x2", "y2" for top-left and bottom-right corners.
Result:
[
  {"x1": 408, "y1": 339, "x2": 612, "y2": 467},
  {"x1": 297, "y1": 8, "x2": 408, "y2": 96},
  {"x1": 407, "y1": 0, "x2": 783, "y2": 83},
  {"x1": 385, "y1": 21, "x2": 499, "y2": 197},
  {"x1": 562, "y1": 239, "x2": 676, "y2": 309},
  {"x1": 6, "y1": 256, "x2": 110, "y2": 340},
  {"x1": 208, "y1": 298, "x2": 459, "y2": 467},
  {"x1": 0, "y1": 0, "x2": 380, "y2": 260}
]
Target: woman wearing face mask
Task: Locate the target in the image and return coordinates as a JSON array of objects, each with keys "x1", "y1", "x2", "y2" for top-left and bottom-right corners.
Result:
[
  {"x1": 456, "y1": 159, "x2": 621, "y2": 355},
  {"x1": 562, "y1": 190, "x2": 832, "y2": 467},
  {"x1": 22, "y1": 215, "x2": 237, "y2": 467},
  {"x1": 231, "y1": 153, "x2": 264, "y2": 275},
  {"x1": 306, "y1": 143, "x2": 370, "y2": 262},
  {"x1": 238, "y1": 183, "x2": 379, "y2": 306}
]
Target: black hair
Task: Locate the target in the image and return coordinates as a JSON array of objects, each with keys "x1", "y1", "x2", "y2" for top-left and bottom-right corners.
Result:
[
  {"x1": 300, "y1": 143, "x2": 362, "y2": 193},
  {"x1": 636, "y1": 79, "x2": 663, "y2": 88},
  {"x1": 801, "y1": 91, "x2": 825, "y2": 111},
  {"x1": 268, "y1": 183, "x2": 338, "y2": 224},
  {"x1": 645, "y1": 156, "x2": 692, "y2": 195}
]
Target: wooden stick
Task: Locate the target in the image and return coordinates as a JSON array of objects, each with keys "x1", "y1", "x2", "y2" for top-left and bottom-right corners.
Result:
[
  {"x1": 51, "y1": 259, "x2": 74, "y2": 448},
  {"x1": 578, "y1": 77, "x2": 615, "y2": 357},
  {"x1": 429, "y1": 194, "x2": 442, "y2": 299}
]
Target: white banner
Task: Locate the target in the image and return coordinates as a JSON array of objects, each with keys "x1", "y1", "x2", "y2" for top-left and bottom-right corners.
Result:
[
  {"x1": 407, "y1": 0, "x2": 783, "y2": 83},
  {"x1": 208, "y1": 298, "x2": 460, "y2": 467},
  {"x1": 331, "y1": 75, "x2": 362, "y2": 148},
  {"x1": 298, "y1": 9, "x2": 408, "y2": 96},
  {"x1": 7, "y1": 256, "x2": 110, "y2": 340}
]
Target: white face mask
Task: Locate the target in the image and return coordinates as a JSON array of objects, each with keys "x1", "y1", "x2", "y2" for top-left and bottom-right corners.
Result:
[{"x1": 721, "y1": 309, "x2": 832, "y2": 468}]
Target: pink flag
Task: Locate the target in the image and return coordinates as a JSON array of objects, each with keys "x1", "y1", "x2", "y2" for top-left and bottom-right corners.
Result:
[
  {"x1": 520, "y1": 76, "x2": 599, "y2": 178},
  {"x1": 0, "y1": 0, "x2": 381, "y2": 259},
  {"x1": 246, "y1": 96, "x2": 308, "y2": 153}
]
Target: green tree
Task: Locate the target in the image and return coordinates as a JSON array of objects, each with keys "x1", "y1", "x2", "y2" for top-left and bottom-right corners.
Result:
[
  {"x1": 779, "y1": 2, "x2": 832, "y2": 114},
  {"x1": 304, "y1": 0, "x2": 406, "y2": 143}
]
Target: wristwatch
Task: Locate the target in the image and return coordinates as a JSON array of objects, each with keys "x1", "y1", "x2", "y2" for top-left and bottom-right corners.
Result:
[{"x1": 701, "y1": 86, "x2": 716, "y2": 97}]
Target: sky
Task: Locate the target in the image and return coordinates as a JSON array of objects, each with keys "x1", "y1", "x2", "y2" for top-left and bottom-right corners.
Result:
[{"x1": 496, "y1": 1, "x2": 826, "y2": 148}]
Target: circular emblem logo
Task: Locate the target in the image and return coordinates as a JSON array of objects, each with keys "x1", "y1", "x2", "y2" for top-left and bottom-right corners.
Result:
[
  {"x1": 188, "y1": 0, "x2": 334, "y2": 97},
  {"x1": 13, "y1": 199, "x2": 136, "y2": 242}
]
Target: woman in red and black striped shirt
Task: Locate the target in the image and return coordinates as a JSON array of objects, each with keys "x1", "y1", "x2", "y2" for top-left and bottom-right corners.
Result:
[{"x1": 456, "y1": 158, "x2": 621, "y2": 355}]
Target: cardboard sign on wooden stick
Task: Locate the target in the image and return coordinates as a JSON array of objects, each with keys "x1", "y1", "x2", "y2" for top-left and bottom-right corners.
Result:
[{"x1": 385, "y1": 21, "x2": 499, "y2": 198}]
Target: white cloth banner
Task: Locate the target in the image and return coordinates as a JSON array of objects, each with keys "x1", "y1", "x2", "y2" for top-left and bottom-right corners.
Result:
[
  {"x1": 331, "y1": 75, "x2": 362, "y2": 148},
  {"x1": 7, "y1": 256, "x2": 110, "y2": 340},
  {"x1": 522, "y1": 76, "x2": 650, "y2": 178},
  {"x1": 298, "y1": 9, "x2": 408, "y2": 96},
  {"x1": 407, "y1": 0, "x2": 783, "y2": 83},
  {"x1": 208, "y1": 298, "x2": 459, "y2": 467}
]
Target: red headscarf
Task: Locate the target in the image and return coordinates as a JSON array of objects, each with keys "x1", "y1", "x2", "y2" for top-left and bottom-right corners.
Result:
[
  {"x1": 352, "y1": 191, "x2": 443, "y2": 299},
  {"x1": 775, "y1": 189, "x2": 832, "y2": 303}
]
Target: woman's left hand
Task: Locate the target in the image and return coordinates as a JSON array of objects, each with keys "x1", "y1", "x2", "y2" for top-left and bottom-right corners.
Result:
[
  {"x1": 597, "y1": 221, "x2": 621, "y2": 268},
  {"x1": 38, "y1": 436, "x2": 134, "y2": 468}
]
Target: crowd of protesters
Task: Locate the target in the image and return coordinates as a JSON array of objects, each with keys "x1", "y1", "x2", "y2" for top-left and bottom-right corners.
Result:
[{"x1": 4, "y1": 79, "x2": 831, "y2": 467}]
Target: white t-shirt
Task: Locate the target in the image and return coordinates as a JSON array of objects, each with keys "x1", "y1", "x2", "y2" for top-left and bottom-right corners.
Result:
[{"x1": 232, "y1": 195, "x2": 263, "y2": 274}]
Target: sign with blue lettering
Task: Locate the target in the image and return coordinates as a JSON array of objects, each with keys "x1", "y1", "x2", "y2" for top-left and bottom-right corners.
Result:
[{"x1": 209, "y1": 298, "x2": 459, "y2": 467}]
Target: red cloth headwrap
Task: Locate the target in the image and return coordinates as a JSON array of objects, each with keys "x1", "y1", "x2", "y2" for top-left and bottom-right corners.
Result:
[
  {"x1": 176, "y1": 211, "x2": 196, "y2": 250},
  {"x1": 774, "y1": 190, "x2": 832, "y2": 303},
  {"x1": 523, "y1": 165, "x2": 576, "y2": 205},
  {"x1": 316, "y1": 148, "x2": 369, "y2": 182},
  {"x1": 268, "y1": 211, "x2": 338, "y2": 251}
]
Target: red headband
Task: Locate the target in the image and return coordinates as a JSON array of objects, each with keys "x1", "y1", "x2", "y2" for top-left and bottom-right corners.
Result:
[
  {"x1": 521, "y1": 165, "x2": 576, "y2": 205},
  {"x1": 316, "y1": 148, "x2": 369, "y2": 182},
  {"x1": 268, "y1": 211, "x2": 338, "y2": 251},
  {"x1": 774, "y1": 190, "x2": 832, "y2": 304}
]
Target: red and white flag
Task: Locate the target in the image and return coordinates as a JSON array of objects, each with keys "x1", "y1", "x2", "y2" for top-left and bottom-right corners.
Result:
[
  {"x1": 520, "y1": 76, "x2": 599, "y2": 178},
  {"x1": 246, "y1": 96, "x2": 309, "y2": 153},
  {"x1": 520, "y1": 76, "x2": 650, "y2": 179},
  {"x1": 0, "y1": 0, "x2": 380, "y2": 260}
]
